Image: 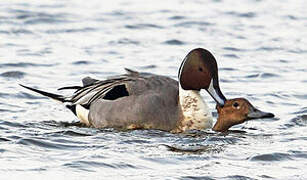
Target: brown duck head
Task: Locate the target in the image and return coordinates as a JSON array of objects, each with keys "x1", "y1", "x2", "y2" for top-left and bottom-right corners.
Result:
[{"x1": 213, "y1": 98, "x2": 275, "y2": 132}]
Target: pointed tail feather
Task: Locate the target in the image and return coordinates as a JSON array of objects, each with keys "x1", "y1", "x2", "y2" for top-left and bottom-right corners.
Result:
[{"x1": 20, "y1": 84, "x2": 66, "y2": 103}]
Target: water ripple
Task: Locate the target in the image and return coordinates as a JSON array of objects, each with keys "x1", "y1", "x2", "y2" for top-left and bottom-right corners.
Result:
[
  {"x1": 289, "y1": 150, "x2": 307, "y2": 159},
  {"x1": 15, "y1": 92, "x2": 47, "y2": 100},
  {"x1": 225, "y1": 175, "x2": 255, "y2": 180},
  {"x1": 256, "y1": 47, "x2": 284, "y2": 51},
  {"x1": 45, "y1": 27, "x2": 96, "y2": 34},
  {"x1": 108, "y1": 38, "x2": 140, "y2": 45},
  {"x1": 244, "y1": 72, "x2": 280, "y2": 79},
  {"x1": 226, "y1": 11, "x2": 256, "y2": 18},
  {"x1": 163, "y1": 144, "x2": 224, "y2": 154},
  {"x1": 0, "y1": 120, "x2": 27, "y2": 128},
  {"x1": 222, "y1": 54, "x2": 240, "y2": 59},
  {"x1": 10, "y1": 9, "x2": 72, "y2": 25},
  {"x1": 180, "y1": 176, "x2": 214, "y2": 180},
  {"x1": 17, "y1": 138, "x2": 85, "y2": 150},
  {"x1": 163, "y1": 39, "x2": 185, "y2": 45},
  {"x1": 0, "y1": 62, "x2": 56, "y2": 68},
  {"x1": 250, "y1": 152, "x2": 292, "y2": 161},
  {"x1": 125, "y1": 23, "x2": 163, "y2": 29},
  {"x1": 0, "y1": 71, "x2": 25, "y2": 79},
  {"x1": 292, "y1": 107, "x2": 307, "y2": 115},
  {"x1": 169, "y1": 15, "x2": 186, "y2": 20},
  {"x1": 174, "y1": 21, "x2": 213, "y2": 27},
  {"x1": 72, "y1": 60, "x2": 92, "y2": 65},
  {"x1": 223, "y1": 47, "x2": 247, "y2": 52}
]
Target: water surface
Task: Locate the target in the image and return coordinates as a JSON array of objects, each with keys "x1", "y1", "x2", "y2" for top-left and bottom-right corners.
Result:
[{"x1": 0, "y1": 0, "x2": 306, "y2": 179}]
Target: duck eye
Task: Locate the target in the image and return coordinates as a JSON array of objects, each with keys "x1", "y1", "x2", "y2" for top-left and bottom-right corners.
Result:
[
  {"x1": 199, "y1": 67, "x2": 203, "y2": 72},
  {"x1": 233, "y1": 102, "x2": 240, "y2": 109}
]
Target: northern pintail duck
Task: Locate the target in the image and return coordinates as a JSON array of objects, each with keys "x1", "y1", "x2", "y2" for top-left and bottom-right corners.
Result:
[{"x1": 21, "y1": 48, "x2": 274, "y2": 132}]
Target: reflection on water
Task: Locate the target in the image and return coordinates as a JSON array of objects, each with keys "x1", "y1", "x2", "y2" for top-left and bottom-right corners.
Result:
[{"x1": 0, "y1": 0, "x2": 307, "y2": 179}]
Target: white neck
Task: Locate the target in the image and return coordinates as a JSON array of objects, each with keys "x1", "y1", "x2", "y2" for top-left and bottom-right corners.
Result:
[{"x1": 178, "y1": 84, "x2": 213, "y2": 131}]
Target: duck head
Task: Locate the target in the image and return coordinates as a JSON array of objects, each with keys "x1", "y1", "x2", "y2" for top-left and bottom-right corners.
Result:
[
  {"x1": 212, "y1": 98, "x2": 275, "y2": 132},
  {"x1": 178, "y1": 48, "x2": 226, "y2": 106}
]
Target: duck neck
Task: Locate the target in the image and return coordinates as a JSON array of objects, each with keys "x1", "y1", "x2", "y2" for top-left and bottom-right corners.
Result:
[
  {"x1": 212, "y1": 117, "x2": 232, "y2": 132},
  {"x1": 177, "y1": 84, "x2": 213, "y2": 132}
]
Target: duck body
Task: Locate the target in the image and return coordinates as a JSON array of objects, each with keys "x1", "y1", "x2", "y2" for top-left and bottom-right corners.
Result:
[
  {"x1": 87, "y1": 71, "x2": 181, "y2": 131},
  {"x1": 82, "y1": 71, "x2": 211, "y2": 132}
]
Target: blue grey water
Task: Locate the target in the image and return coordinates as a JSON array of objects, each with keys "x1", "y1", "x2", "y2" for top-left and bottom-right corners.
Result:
[{"x1": 0, "y1": 0, "x2": 306, "y2": 179}]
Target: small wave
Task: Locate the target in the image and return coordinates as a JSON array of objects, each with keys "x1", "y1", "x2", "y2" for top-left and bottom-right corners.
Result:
[
  {"x1": 17, "y1": 138, "x2": 83, "y2": 150},
  {"x1": 40, "y1": 120, "x2": 90, "y2": 129},
  {"x1": 288, "y1": 150, "x2": 307, "y2": 159},
  {"x1": 163, "y1": 39, "x2": 185, "y2": 45},
  {"x1": 24, "y1": 18, "x2": 69, "y2": 25},
  {"x1": 0, "y1": 62, "x2": 56, "y2": 68},
  {"x1": 103, "y1": 10, "x2": 127, "y2": 16},
  {"x1": 16, "y1": 92, "x2": 47, "y2": 100},
  {"x1": 222, "y1": 54, "x2": 240, "y2": 59},
  {"x1": 63, "y1": 161, "x2": 115, "y2": 170},
  {"x1": 292, "y1": 107, "x2": 307, "y2": 115},
  {"x1": 266, "y1": 92, "x2": 290, "y2": 100},
  {"x1": 223, "y1": 47, "x2": 246, "y2": 52},
  {"x1": 138, "y1": 65, "x2": 157, "y2": 69},
  {"x1": 220, "y1": 67, "x2": 238, "y2": 71},
  {"x1": 224, "y1": 175, "x2": 255, "y2": 180},
  {"x1": 121, "y1": 139, "x2": 151, "y2": 144},
  {"x1": 286, "y1": 15, "x2": 298, "y2": 20},
  {"x1": 45, "y1": 27, "x2": 96, "y2": 34},
  {"x1": 38, "y1": 4, "x2": 65, "y2": 8},
  {"x1": 260, "y1": 72, "x2": 280, "y2": 78},
  {"x1": 0, "y1": 29, "x2": 33, "y2": 35},
  {"x1": 12, "y1": 28, "x2": 33, "y2": 34},
  {"x1": 256, "y1": 46, "x2": 284, "y2": 51},
  {"x1": 168, "y1": 15, "x2": 185, "y2": 20},
  {"x1": 245, "y1": 72, "x2": 279, "y2": 79},
  {"x1": 293, "y1": 94, "x2": 307, "y2": 100},
  {"x1": 206, "y1": 135, "x2": 241, "y2": 144},
  {"x1": 225, "y1": 11, "x2": 256, "y2": 18},
  {"x1": 163, "y1": 144, "x2": 224, "y2": 154},
  {"x1": 250, "y1": 152, "x2": 292, "y2": 161},
  {"x1": 0, "y1": 120, "x2": 27, "y2": 128},
  {"x1": 108, "y1": 38, "x2": 140, "y2": 45},
  {"x1": 72, "y1": 60, "x2": 92, "y2": 65},
  {"x1": 53, "y1": 130, "x2": 93, "y2": 137},
  {"x1": 278, "y1": 59, "x2": 289, "y2": 63},
  {"x1": 0, "y1": 30, "x2": 9, "y2": 34},
  {"x1": 63, "y1": 160, "x2": 139, "y2": 170},
  {"x1": 180, "y1": 176, "x2": 213, "y2": 180},
  {"x1": 10, "y1": 9, "x2": 71, "y2": 25},
  {"x1": 125, "y1": 23, "x2": 163, "y2": 29},
  {"x1": 0, "y1": 71, "x2": 25, "y2": 79},
  {"x1": 174, "y1": 21, "x2": 213, "y2": 27},
  {"x1": 0, "y1": 108, "x2": 23, "y2": 113}
]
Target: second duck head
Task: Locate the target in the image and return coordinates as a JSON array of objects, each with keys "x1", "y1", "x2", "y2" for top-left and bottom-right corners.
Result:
[{"x1": 213, "y1": 98, "x2": 275, "y2": 132}]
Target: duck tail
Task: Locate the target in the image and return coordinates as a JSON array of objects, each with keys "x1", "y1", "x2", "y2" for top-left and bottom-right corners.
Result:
[{"x1": 20, "y1": 84, "x2": 66, "y2": 103}]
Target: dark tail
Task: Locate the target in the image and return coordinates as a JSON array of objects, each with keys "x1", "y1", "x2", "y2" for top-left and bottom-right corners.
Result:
[{"x1": 20, "y1": 84, "x2": 66, "y2": 103}]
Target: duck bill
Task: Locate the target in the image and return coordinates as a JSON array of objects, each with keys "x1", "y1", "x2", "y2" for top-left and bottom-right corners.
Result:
[
  {"x1": 207, "y1": 79, "x2": 226, "y2": 107},
  {"x1": 247, "y1": 107, "x2": 275, "y2": 120}
]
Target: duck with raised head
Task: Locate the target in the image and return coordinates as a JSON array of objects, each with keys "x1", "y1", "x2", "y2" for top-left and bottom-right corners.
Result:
[{"x1": 20, "y1": 48, "x2": 274, "y2": 132}]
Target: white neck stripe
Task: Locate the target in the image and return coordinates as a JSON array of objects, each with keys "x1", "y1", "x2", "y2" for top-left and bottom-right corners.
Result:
[{"x1": 207, "y1": 79, "x2": 225, "y2": 106}]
